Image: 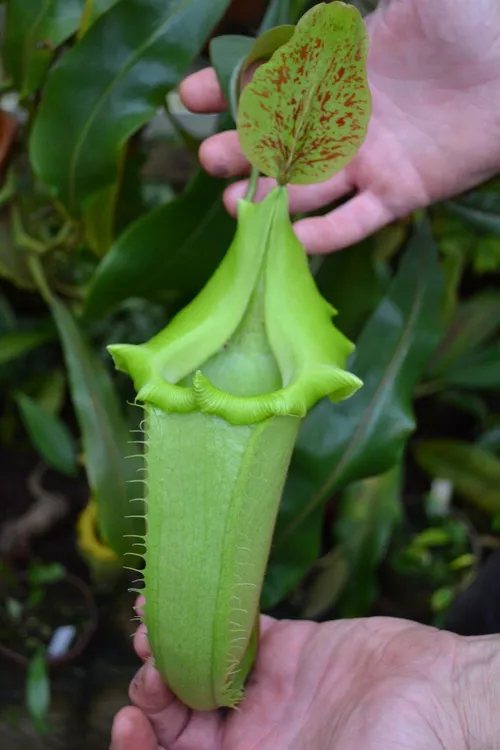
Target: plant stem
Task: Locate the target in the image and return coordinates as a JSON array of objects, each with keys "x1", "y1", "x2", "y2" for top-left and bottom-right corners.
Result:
[
  {"x1": 245, "y1": 167, "x2": 260, "y2": 202},
  {"x1": 27, "y1": 255, "x2": 52, "y2": 304}
]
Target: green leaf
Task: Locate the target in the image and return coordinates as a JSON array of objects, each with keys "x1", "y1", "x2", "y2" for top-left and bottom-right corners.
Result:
[
  {"x1": 26, "y1": 648, "x2": 50, "y2": 734},
  {"x1": 240, "y1": 25, "x2": 296, "y2": 78},
  {"x1": 0, "y1": 330, "x2": 51, "y2": 365},
  {"x1": 335, "y1": 464, "x2": 402, "y2": 618},
  {"x1": 427, "y1": 291, "x2": 500, "y2": 376},
  {"x1": 430, "y1": 586, "x2": 454, "y2": 613},
  {"x1": 437, "y1": 389, "x2": 488, "y2": 423},
  {"x1": 28, "y1": 561, "x2": 65, "y2": 585},
  {"x1": 412, "y1": 527, "x2": 452, "y2": 548},
  {"x1": 260, "y1": 0, "x2": 309, "y2": 31},
  {"x1": 441, "y1": 343, "x2": 500, "y2": 390},
  {"x1": 15, "y1": 392, "x2": 78, "y2": 477},
  {"x1": 49, "y1": 297, "x2": 143, "y2": 557},
  {"x1": 79, "y1": 0, "x2": 120, "y2": 34},
  {"x1": 315, "y1": 237, "x2": 390, "y2": 340},
  {"x1": 209, "y1": 0, "x2": 305, "y2": 123},
  {"x1": 265, "y1": 218, "x2": 442, "y2": 606},
  {"x1": 85, "y1": 171, "x2": 236, "y2": 317},
  {"x1": 3, "y1": 0, "x2": 84, "y2": 97},
  {"x1": 478, "y1": 423, "x2": 500, "y2": 454},
  {"x1": 210, "y1": 35, "x2": 255, "y2": 121},
  {"x1": 300, "y1": 547, "x2": 349, "y2": 620},
  {"x1": 415, "y1": 440, "x2": 500, "y2": 516},
  {"x1": 237, "y1": 2, "x2": 371, "y2": 184},
  {"x1": 449, "y1": 553, "x2": 476, "y2": 571},
  {"x1": 302, "y1": 464, "x2": 401, "y2": 619},
  {"x1": 36, "y1": 369, "x2": 66, "y2": 415},
  {"x1": 0, "y1": 210, "x2": 34, "y2": 289},
  {"x1": 210, "y1": 26, "x2": 296, "y2": 124},
  {"x1": 280, "y1": 218, "x2": 442, "y2": 536},
  {"x1": 30, "y1": 0, "x2": 232, "y2": 214},
  {"x1": 446, "y1": 199, "x2": 500, "y2": 236},
  {"x1": 81, "y1": 182, "x2": 119, "y2": 258}
]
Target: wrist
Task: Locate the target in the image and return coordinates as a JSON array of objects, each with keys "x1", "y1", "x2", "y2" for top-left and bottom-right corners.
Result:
[{"x1": 453, "y1": 634, "x2": 500, "y2": 747}]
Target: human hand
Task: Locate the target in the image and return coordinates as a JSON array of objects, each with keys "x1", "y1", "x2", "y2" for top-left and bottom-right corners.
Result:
[
  {"x1": 111, "y1": 601, "x2": 499, "y2": 749},
  {"x1": 179, "y1": 0, "x2": 500, "y2": 253}
]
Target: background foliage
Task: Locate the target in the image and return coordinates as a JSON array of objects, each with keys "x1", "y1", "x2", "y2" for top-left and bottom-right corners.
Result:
[{"x1": 0, "y1": 0, "x2": 500, "y2": 680}]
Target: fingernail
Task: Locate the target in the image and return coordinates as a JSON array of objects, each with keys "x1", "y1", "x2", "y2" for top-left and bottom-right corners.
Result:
[
  {"x1": 141, "y1": 661, "x2": 159, "y2": 694},
  {"x1": 132, "y1": 662, "x2": 146, "y2": 692}
]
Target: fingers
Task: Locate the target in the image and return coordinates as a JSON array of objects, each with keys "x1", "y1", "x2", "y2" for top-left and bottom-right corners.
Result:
[
  {"x1": 135, "y1": 594, "x2": 145, "y2": 618},
  {"x1": 199, "y1": 130, "x2": 251, "y2": 179},
  {"x1": 129, "y1": 660, "x2": 192, "y2": 748},
  {"x1": 293, "y1": 191, "x2": 395, "y2": 253},
  {"x1": 223, "y1": 171, "x2": 354, "y2": 217},
  {"x1": 179, "y1": 68, "x2": 227, "y2": 113},
  {"x1": 111, "y1": 706, "x2": 159, "y2": 750},
  {"x1": 134, "y1": 623, "x2": 150, "y2": 662}
]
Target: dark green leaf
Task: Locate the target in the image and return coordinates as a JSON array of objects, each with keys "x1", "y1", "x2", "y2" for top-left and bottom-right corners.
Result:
[
  {"x1": 280, "y1": 218, "x2": 442, "y2": 536},
  {"x1": 437, "y1": 389, "x2": 488, "y2": 423},
  {"x1": 79, "y1": 0, "x2": 120, "y2": 33},
  {"x1": 300, "y1": 547, "x2": 349, "y2": 620},
  {"x1": 478, "y1": 423, "x2": 500, "y2": 454},
  {"x1": 265, "y1": 218, "x2": 442, "y2": 605},
  {"x1": 26, "y1": 648, "x2": 50, "y2": 734},
  {"x1": 335, "y1": 464, "x2": 402, "y2": 618},
  {"x1": 260, "y1": 0, "x2": 308, "y2": 31},
  {"x1": 0, "y1": 293, "x2": 17, "y2": 333},
  {"x1": 85, "y1": 171, "x2": 235, "y2": 317},
  {"x1": 0, "y1": 330, "x2": 51, "y2": 365},
  {"x1": 442, "y1": 343, "x2": 500, "y2": 390},
  {"x1": 81, "y1": 182, "x2": 119, "y2": 258},
  {"x1": 210, "y1": 35, "x2": 254, "y2": 121},
  {"x1": 415, "y1": 440, "x2": 500, "y2": 516},
  {"x1": 427, "y1": 291, "x2": 500, "y2": 376},
  {"x1": 30, "y1": 0, "x2": 232, "y2": 214},
  {"x1": 0, "y1": 210, "x2": 34, "y2": 289},
  {"x1": 3, "y1": 0, "x2": 84, "y2": 96},
  {"x1": 315, "y1": 237, "x2": 390, "y2": 340},
  {"x1": 299, "y1": 467, "x2": 402, "y2": 621},
  {"x1": 262, "y1": 562, "x2": 312, "y2": 612},
  {"x1": 15, "y1": 392, "x2": 78, "y2": 477},
  {"x1": 446, "y1": 199, "x2": 500, "y2": 236},
  {"x1": 262, "y1": 506, "x2": 322, "y2": 610},
  {"x1": 348, "y1": 0, "x2": 379, "y2": 15},
  {"x1": 49, "y1": 297, "x2": 144, "y2": 557},
  {"x1": 439, "y1": 243, "x2": 466, "y2": 326}
]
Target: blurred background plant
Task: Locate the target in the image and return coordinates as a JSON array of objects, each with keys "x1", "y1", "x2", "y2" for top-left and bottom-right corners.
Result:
[{"x1": 0, "y1": 0, "x2": 499, "y2": 747}]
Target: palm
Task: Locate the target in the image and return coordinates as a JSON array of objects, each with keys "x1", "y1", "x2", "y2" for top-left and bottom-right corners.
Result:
[
  {"x1": 181, "y1": 0, "x2": 500, "y2": 253},
  {"x1": 112, "y1": 615, "x2": 465, "y2": 750},
  {"x1": 321, "y1": 0, "x2": 500, "y2": 250}
]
